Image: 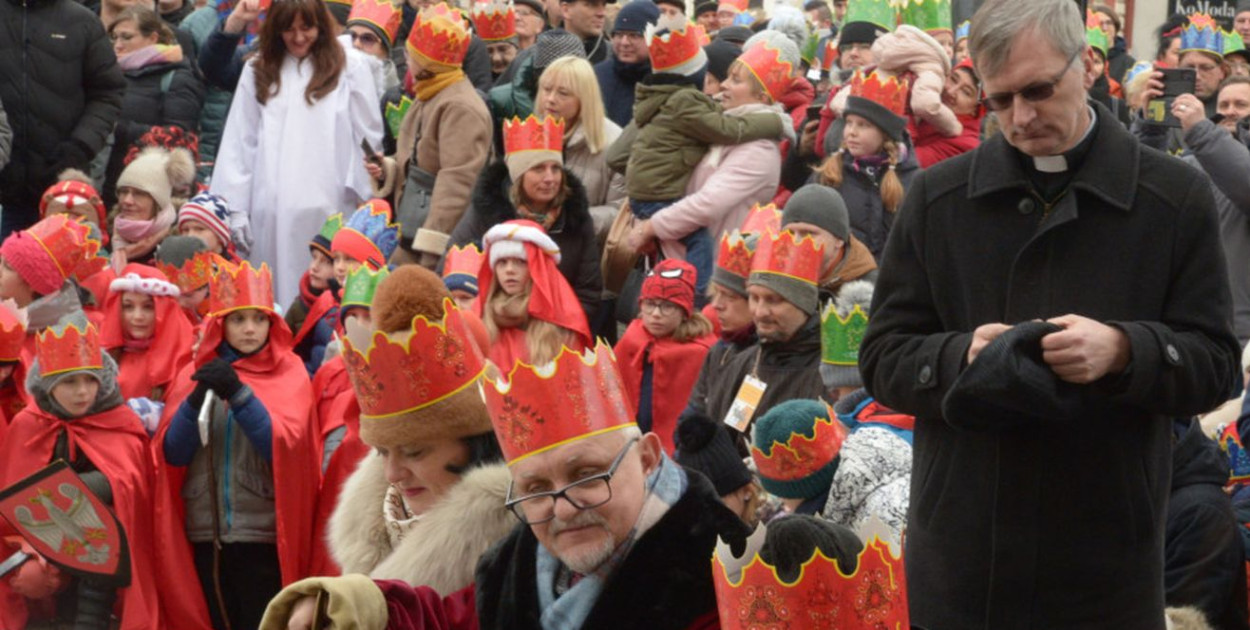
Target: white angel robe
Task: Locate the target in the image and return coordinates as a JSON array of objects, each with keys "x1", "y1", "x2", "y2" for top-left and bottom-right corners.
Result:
[{"x1": 211, "y1": 50, "x2": 382, "y2": 306}]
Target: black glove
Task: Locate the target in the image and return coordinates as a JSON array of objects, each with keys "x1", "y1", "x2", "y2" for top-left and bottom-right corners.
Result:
[
  {"x1": 186, "y1": 381, "x2": 209, "y2": 410},
  {"x1": 191, "y1": 358, "x2": 245, "y2": 401}
]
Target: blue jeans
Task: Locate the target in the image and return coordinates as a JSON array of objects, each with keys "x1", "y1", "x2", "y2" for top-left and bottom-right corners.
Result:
[{"x1": 631, "y1": 198, "x2": 712, "y2": 300}]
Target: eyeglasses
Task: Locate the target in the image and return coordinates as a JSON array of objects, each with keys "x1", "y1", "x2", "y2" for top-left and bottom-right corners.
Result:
[
  {"x1": 640, "y1": 299, "x2": 679, "y2": 316},
  {"x1": 1182, "y1": 62, "x2": 1220, "y2": 74},
  {"x1": 504, "y1": 436, "x2": 639, "y2": 525},
  {"x1": 979, "y1": 48, "x2": 1081, "y2": 112},
  {"x1": 350, "y1": 31, "x2": 381, "y2": 46}
]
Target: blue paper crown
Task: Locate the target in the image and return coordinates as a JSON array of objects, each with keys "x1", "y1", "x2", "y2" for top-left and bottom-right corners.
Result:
[
  {"x1": 1179, "y1": 13, "x2": 1224, "y2": 57},
  {"x1": 955, "y1": 19, "x2": 969, "y2": 43},
  {"x1": 343, "y1": 200, "x2": 401, "y2": 262}
]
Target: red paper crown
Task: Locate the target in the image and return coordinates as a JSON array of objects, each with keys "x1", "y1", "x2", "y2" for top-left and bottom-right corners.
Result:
[
  {"x1": 751, "y1": 230, "x2": 823, "y2": 285},
  {"x1": 503, "y1": 115, "x2": 564, "y2": 157},
  {"x1": 28, "y1": 215, "x2": 100, "y2": 287},
  {"x1": 484, "y1": 342, "x2": 636, "y2": 465},
  {"x1": 408, "y1": 2, "x2": 471, "y2": 68},
  {"x1": 349, "y1": 0, "x2": 402, "y2": 47},
  {"x1": 648, "y1": 24, "x2": 706, "y2": 73},
  {"x1": 0, "y1": 301, "x2": 26, "y2": 362},
  {"x1": 719, "y1": 0, "x2": 747, "y2": 13},
  {"x1": 341, "y1": 298, "x2": 486, "y2": 420},
  {"x1": 738, "y1": 39, "x2": 796, "y2": 102},
  {"x1": 713, "y1": 526, "x2": 909, "y2": 630},
  {"x1": 471, "y1": 0, "x2": 516, "y2": 41},
  {"x1": 157, "y1": 251, "x2": 230, "y2": 294},
  {"x1": 849, "y1": 70, "x2": 910, "y2": 117},
  {"x1": 208, "y1": 261, "x2": 274, "y2": 317},
  {"x1": 36, "y1": 322, "x2": 102, "y2": 377},
  {"x1": 717, "y1": 230, "x2": 755, "y2": 279},
  {"x1": 741, "y1": 203, "x2": 781, "y2": 235},
  {"x1": 750, "y1": 411, "x2": 847, "y2": 481},
  {"x1": 443, "y1": 243, "x2": 485, "y2": 280}
]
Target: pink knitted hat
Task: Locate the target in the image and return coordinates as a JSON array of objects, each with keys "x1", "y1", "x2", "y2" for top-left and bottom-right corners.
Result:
[{"x1": 0, "y1": 216, "x2": 94, "y2": 296}]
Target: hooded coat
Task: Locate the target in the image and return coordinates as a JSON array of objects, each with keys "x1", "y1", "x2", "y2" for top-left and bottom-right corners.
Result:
[
  {"x1": 614, "y1": 319, "x2": 716, "y2": 454},
  {"x1": 448, "y1": 162, "x2": 603, "y2": 322},
  {"x1": 326, "y1": 454, "x2": 516, "y2": 594},
  {"x1": 100, "y1": 265, "x2": 196, "y2": 401},
  {"x1": 860, "y1": 102, "x2": 1241, "y2": 630}
]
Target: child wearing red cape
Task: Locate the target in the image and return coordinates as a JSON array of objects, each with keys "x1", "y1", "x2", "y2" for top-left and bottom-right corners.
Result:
[
  {"x1": 0, "y1": 301, "x2": 28, "y2": 428},
  {"x1": 101, "y1": 264, "x2": 194, "y2": 405},
  {"x1": 0, "y1": 314, "x2": 162, "y2": 629},
  {"x1": 152, "y1": 262, "x2": 316, "y2": 630}
]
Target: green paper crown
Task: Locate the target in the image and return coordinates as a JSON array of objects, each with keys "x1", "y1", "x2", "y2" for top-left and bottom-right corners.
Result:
[
  {"x1": 1226, "y1": 29, "x2": 1247, "y2": 58},
  {"x1": 844, "y1": 0, "x2": 896, "y2": 30},
  {"x1": 821, "y1": 301, "x2": 869, "y2": 366},
  {"x1": 801, "y1": 32, "x2": 820, "y2": 66},
  {"x1": 342, "y1": 265, "x2": 390, "y2": 311},
  {"x1": 318, "y1": 213, "x2": 343, "y2": 242},
  {"x1": 898, "y1": 0, "x2": 950, "y2": 33},
  {"x1": 386, "y1": 96, "x2": 414, "y2": 140},
  {"x1": 1086, "y1": 25, "x2": 1108, "y2": 58}
]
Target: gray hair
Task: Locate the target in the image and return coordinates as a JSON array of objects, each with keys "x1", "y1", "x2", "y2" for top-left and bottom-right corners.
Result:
[{"x1": 968, "y1": 0, "x2": 1085, "y2": 80}]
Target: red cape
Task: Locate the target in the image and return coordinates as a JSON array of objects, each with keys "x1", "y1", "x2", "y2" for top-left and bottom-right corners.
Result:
[
  {"x1": 0, "y1": 404, "x2": 161, "y2": 630},
  {"x1": 150, "y1": 311, "x2": 317, "y2": 628},
  {"x1": 910, "y1": 113, "x2": 983, "y2": 169},
  {"x1": 307, "y1": 356, "x2": 364, "y2": 577},
  {"x1": 613, "y1": 320, "x2": 715, "y2": 454},
  {"x1": 100, "y1": 266, "x2": 195, "y2": 401},
  {"x1": 293, "y1": 290, "x2": 338, "y2": 348}
]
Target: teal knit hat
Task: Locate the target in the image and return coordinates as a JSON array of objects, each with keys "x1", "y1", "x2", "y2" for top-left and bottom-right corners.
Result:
[{"x1": 750, "y1": 399, "x2": 847, "y2": 500}]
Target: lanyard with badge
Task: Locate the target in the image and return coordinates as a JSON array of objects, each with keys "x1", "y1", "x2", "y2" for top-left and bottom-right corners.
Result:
[{"x1": 723, "y1": 347, "x2": 767, "y2": 433}]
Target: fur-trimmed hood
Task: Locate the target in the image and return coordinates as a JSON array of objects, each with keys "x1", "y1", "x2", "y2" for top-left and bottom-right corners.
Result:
[
  {"x1": 327, "y1": 453, "x2": 517, "y2": 595},
  {"x1": 470, "y1": 161, "x2": 592, "y2": 238}
]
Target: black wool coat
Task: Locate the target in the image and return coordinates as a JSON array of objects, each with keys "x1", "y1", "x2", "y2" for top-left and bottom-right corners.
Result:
[
  {"x1": 860, "y1": 102, "x2": 1241, "y2": 630},
  {"x1": 446, "y1": 161, "x2": 604, "y2": 323},
  {"x1": 473, "y1": 468, "x2": 750, "y2": 630}
]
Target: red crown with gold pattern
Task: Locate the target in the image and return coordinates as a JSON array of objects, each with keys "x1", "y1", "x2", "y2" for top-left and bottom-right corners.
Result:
[
  {"x1": 647, "y1": 21, "x2": 707, "y2": 74},
  {"x1": 36, "y1": 322, "x2": 102, "y2": 377},
  {"x1": 739, "y1": 39, "x2": 796, "y2": 102},
  {"x1": 741, "y1": 203, "x2": 782, "y2": 235},
  {"x1": 28, "y1": 215, "x2": 101, "y2": 288},
  {"x1": 443, "y1": 243, "x2": 485, "y2": 281},
  {"x1": 0, "y1": 300, "x2": 27, "y2": 362},
  {"x1": 484, "y1": 342, "x2": 636, "y2": 466},
  {"x1": 750, "y1": 410, "x2": 848, "y2": 481},
  {"x1": 503, "y1": 115, "x2": 564, "y2": 157},
  {"x1": 750, "y1": 230, "x2": 823, "y2": 285},
  {"x1": 349, "y1": 0, "x2": 402, "y2": 47},
  {"x1": 471, "y1": 0, "x2": 516, "y2": 42},
  {"x1": 849, "y1": 69, "x2": 910, "y2": 117},
  {"x1": 208, "y1": 261, "x2": 274, "y2": 317},
  {"x1": 712, "y1": 522, "x2": 909, "y2": 630},
  {"x1": 408, "y1": 2, "x2": 471, "y2": 68},
  {"x1": 718, "y1": 0, "x2": 747, "y2": 13},
  {"x1": 717, "y1": 230, "x2": 755, "y2": 280},
  {"x1": 157, "y1": 251, "x2": 231, "y2": 294},
  {"x1": 341, "y1": 297, "x2": 486, "y2": 420}
]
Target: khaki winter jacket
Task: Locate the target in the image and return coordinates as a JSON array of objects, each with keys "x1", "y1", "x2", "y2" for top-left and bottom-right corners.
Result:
[{"x1": 563, "y1": 118, "x2": 626, "y2": 241}]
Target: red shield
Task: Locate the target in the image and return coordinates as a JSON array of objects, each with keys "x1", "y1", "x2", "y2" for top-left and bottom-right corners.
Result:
[{"x1": 0, "y1": 460, "x2": 130, "y2": 586}]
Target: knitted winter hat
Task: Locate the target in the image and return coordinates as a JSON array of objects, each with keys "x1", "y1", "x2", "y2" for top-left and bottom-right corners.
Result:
[
  {"x1": 781, "y1": 184, "x2": 850, "y2": 242},
  {"x1": 27, "y1": 312, "x2": 123, "y2": 418},
  {"x1": 178, "y1": 192, "x2": 232, "y2": 250},
  {"x1": 40, "y1": 170, "x2": 107, "y2": 230},
  {"x1": 843, "y1": 95, "x2": 907, "y2": 143},
  {"x1": 648, "y1": 13, "x2": 708, "y2": 77},
  {"x1": 839, "y1": 20, "x2": 887, "y2": 45},
  {"x1": 747, "y1": 230, "x2": 822, "y2": 316},
  {"x1": 534, "y1": 28, "x2": 587, "y2": 70},
  {"x1": 615, "y1": 0, "x2": 659, "y2": 33},
  {"x1": 694, "y1": 0, "x2": 717, "y2": 17},
  {"x1": 819, "y1": 280, "x2": 872, "y2": 390},
  {"x1": 639, "y1": 258, "x2": 697, "y2": 316},
  {"x1": 715, "y1": 25, "x2": 752, "y2": 45},
  {"x1": 740, "y1": 31, "x2": 801, "y2": 100},
  {"x1": 155, "y1": 235, "x2": 208, "y2": 270},
  {"x1": 764, "y1": 6, "x2": 809, "y2": 53},
  {"x1": 751, "y1": 399, "x2": 846, "y2": 500},
  {"x1": 0, "y1": 215, "x2": 96, "y2": 296},
  {"x1": 117, "y1": 147, "x2": 183, "y2": 215},
  {"x1": 1240, "y1": 0, "x2": 1250, "y2": 14},
  {"x1": 673, "y1": 411, "x2": 753, "y2": 496},
  {"x1": 350, "y1": 265, "x2": 494, "y2": 447},
  {"x1": 309, "y1": 213, "x2": 344, "y2": 258},
  {"x1": 705, "y1": 39, "x2": 743, "y2": 81}
]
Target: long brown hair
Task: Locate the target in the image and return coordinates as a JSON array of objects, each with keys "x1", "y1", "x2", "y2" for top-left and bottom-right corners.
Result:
[
  {"x1": 814, "y1": 139, "x2": 905, "y2": 214},
  {"x1": 254, "y1": 0, "x2": 345, "y2": 106},
  {"x1": 483, "y1": 282, "x2": 571, "y2": 366}
]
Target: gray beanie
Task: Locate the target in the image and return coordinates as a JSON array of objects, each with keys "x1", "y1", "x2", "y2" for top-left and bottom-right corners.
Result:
[
  {"x1": 156, "y1": 235, "x2": 209, "y2": 268},
  {"x1": 534, "y1": 29, "x2": 587, "y2": 70},
  {"x1": 782, "y1": 184, "x2": 850, "y2": 243},
  {"x1": 711, "y1": 230, "x2": 760, "y2": 297},
  {"x1": 747, "y1": 270, "x2": 819, "y2": 316},
  {"x1": 743, "y1": 29, "x2": 802, "y2": 73}
]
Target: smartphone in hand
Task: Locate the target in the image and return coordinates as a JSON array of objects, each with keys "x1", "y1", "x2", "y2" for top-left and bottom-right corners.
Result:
[
  {"x1": 361, "y1": 139, "x2": 383, "y2": 166},
  {"x1": 1144, "y1": 67, "x2": 1197, "y2": 128}
]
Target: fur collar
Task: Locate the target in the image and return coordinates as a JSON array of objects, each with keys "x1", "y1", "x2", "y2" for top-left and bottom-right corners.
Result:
[
  {"x1": 471, "y1": 161, "x2": 592, "y2": 237},
  {"x1": 327, "y1": 453, "x2": 517, "y2": 595}
]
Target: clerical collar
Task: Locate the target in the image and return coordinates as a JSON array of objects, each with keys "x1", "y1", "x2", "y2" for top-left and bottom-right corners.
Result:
[{"x1": 1030, "y1": 105, "x2": 1098, "y2": 173}]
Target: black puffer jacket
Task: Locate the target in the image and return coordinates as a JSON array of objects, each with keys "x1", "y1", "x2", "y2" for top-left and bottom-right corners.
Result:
[
  {"x1": 446, "y1": 161, "x2": 603, "y2": 322},
  {"x1": 104, "y1": 57, "x2": 204, "y2": 203},
  {"x1": 0, "y1": 0, "x2": 123, "y2": 220}
]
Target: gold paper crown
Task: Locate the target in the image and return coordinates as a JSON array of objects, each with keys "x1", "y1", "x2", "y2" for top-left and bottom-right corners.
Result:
[
  {"x1": 157, "y1": 251, "x2": 231, "y2": 294},
  {"x1": 471, "y1": 0, "x2": 516, "y2": 41},
  {"x1": 342, "y1": 297, "x2": 486, "y2": 420},
  {"x1": 443, "y1": 244, "x2": 485, "y2": 281},
  {"x1": 208, "y1": 261, "x2": 274, "y2": 317},
  {"x1": 407, "y1": 2, "x2": 471, "y2": 68},
  {"x1": 36, "y1": 322, "x2": 102, "y2": 377}
]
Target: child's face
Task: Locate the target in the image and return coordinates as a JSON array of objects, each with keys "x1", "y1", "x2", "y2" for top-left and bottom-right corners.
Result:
[
  {"x1": 450, "y1": 289, "x2": 476, "y2": 312},
  {"x1": 179, "y1": 285, "x2": 210, "y2": 317},
  {"x1": 308, "y1": 249, "x2": 334, "y2": 290},
  {"x1": 179, "y1": 220, "x2": 225, "y2": 254},
  {"x1": 121, "y1": 291, "x2": 157, "y2": 340},
  {"x1": 332, "y1": 251, "x2": 363, "y2": 286},
  {"x1": 0, "y1": 260, "x2": 35, "y2": 307},
  {"x1": 223, "y1": 308, "x2": 271, "y2": 355},
  {"x1": 640, "y1": 298, "x2": 683, "y2": 339},
  {"x1": 494, "y1": 258, "x2": 530, "y2": 296},
  {"x1": 842, "y1": 114, "x2": 887, "y2": 158},
  {"x1": 51, "y1": 373, "x2": 99, "y2": 417}
]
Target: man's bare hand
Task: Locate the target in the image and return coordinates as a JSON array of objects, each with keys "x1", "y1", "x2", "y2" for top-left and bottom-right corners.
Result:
[
  {"x1": 967, "y1": 323, "x2": 1011, "y2": 364},
  {"x1": 225, "y1": 0, "x2": 261, "y2": 34},
  {"x1": 286, "y1": 595, "x2": 320, "y2": 630},
  {"x1": 1041, "y1": 314, "x2": 1131, "y2": 384}
]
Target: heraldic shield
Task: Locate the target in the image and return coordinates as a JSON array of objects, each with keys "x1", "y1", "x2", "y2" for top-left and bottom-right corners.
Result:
[{"x1": 0, "y1": 460, "x2": 130, "y2": 586}]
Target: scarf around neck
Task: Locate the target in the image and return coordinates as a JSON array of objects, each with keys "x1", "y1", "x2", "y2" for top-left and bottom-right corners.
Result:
[
  {"x1": 118, "y1": 43, "x2": 184, "y2": 72},
  {"x1": 383, "y1": 484, "x2": 421, "y2": 548},
  {"x1": 415, "y1": 69, "x2": 465, "y2": 101},
  {"x1": 535, "y1": 454, "x2": 688, "y2": 630}
]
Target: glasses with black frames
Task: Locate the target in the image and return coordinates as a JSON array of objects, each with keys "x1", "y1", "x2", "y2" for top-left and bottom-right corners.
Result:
[
  {"x1": 504, "y1": 436, "x2": 639, "y2": 525},
  {"x1": 979, "y1": 48, "x2": 1082, "y2": 112}
]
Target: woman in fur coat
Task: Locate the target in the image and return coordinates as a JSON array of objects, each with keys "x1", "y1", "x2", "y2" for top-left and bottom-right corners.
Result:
[{"x1": 324, "y1": 265, "x2": 516, "y2": 593}]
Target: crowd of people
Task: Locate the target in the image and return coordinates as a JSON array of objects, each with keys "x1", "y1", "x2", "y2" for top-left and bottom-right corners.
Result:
[{"x1": 2, "y1": 0, "x2": 1250, "y2": 627}]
